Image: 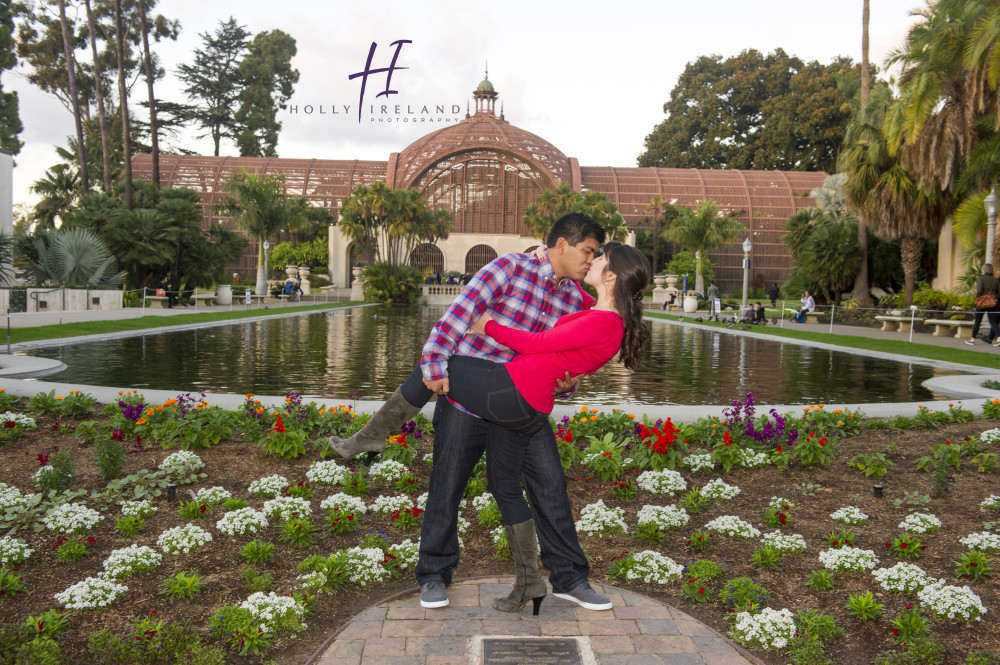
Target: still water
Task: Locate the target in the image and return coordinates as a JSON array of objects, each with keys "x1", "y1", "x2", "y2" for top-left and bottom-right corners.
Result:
[{"x1": 29, "y1": 305, "x2": 957, "y2": 406}]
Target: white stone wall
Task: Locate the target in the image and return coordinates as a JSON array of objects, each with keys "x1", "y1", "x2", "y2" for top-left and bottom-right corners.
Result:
[{"x1": 26, "y1": 289, "x2": 124, "y2": 313}]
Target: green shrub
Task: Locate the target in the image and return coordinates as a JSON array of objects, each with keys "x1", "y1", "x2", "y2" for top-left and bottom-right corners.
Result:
[
  {"x1": 94, "y1": 439, "x2": 126, "y2": 481},
  {"x1": 362, "y1": 262, "x2": 424, "y2": 304}
]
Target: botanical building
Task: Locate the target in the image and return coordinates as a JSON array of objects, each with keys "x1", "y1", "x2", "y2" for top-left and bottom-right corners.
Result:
[{"x1": 132, "y1": 76, "x2": 826, "y2": 291}]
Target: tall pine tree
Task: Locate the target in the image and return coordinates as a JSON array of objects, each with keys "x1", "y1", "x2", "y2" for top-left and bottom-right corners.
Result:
[
  {"x1": 234, "y1": 29, "x2": 298, "y2": 157},
  {"x1": 176, "y1": 17, "x2": 250, "y2": 156},
  {"x1": 0, "y1": 0, "x2": 23, "y2": 154}
]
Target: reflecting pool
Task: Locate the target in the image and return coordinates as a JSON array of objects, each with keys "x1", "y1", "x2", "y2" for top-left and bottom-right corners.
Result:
[{"x1": 28, "y1": 305, "x2": 959, "y2": 405}]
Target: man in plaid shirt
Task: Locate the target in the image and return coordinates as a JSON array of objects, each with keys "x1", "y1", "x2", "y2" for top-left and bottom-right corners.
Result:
[{"x1": 413, "y1": 213, "x2": 614, "y2": 611}]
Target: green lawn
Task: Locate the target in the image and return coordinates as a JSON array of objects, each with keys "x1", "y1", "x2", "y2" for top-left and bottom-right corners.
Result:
[
  {"x1": 6, "y1": 302, "x2": 361, "y2": 344},
  {"x1": 644, "y1": 311, "x2": 1000, "y2": 370}
]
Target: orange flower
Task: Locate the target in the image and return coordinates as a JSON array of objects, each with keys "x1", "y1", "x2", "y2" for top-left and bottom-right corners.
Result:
[
  {"x1": 627, "y1": 414, "x2": 636, "y2": 419},
  {"x1": 817, "y1": 403, "x2": 825, "y2": 408},
  {"x1": 163, "y1": 399, "x2": 177, "y2": 407},
  {"x1": 833, "y1": 409, "x2": 843, "y2": 414},
  {"x1": 56, "y1": 396, "x2": 63, "y2": 400},
  {"x1": 255, "y1": 407, "x2": 264, "y2": 414},
  {"x1": 135, "y1": 418, "x2": 148, "y2": 425},
  {"x1": 245, "y1": 393, "x2": 255, "y2": 399},
  {"x1": 318, "y1": 408, "x2": 326, "y2": 415},
  {"x1": 145, "y1": 408, "x2": 155, "y2": 416},
  {"x1": 590, "y1": 416, "x2": 598, "y2": 421},
  {"x1": 155, "y1": 406, "x2": 164, "y2": 412},
  {"x1": 590, "y1": 408, "x2": 599, "y2": 413}
]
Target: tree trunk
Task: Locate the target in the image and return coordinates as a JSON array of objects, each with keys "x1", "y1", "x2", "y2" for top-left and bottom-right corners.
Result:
[
  {"x1": 256, "y1": 239, "x2": 267, "y2": 295},
  {"x1": 84, "y1": 0, "x2": 111, "y2": 193},
  {"x1": 652, "y1": 219, "x2": 660, "y2": 273},
  {"x1": 900, "y1": 236, "x2": 921, "y2": 307},
  {"x1": 851, "y1": 0, "x2": 873, "y2": 307},
  {"x1": 58, "y1": 0, "x2": 88, "y2": 192},
  {"x1": 137, "y1": 0, "x2": 159, "y2": 186},
  {"x1": 114, "y1": 0, "x2": 132, "y2": 210},
  {"x1": 694, "y1": 250, "x2": 704, "y2": 296},
  {"x1": 860, "y1": 0, "x2": 871, "y2": 107}
]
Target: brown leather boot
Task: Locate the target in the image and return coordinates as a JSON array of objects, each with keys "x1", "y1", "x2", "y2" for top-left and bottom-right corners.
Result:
[
  {"x1": 328, "y1": 387, "x2": 421, "y2": 457},
  {"x1": 493, "y1": 520, "x2": 547, "y2": 615}
]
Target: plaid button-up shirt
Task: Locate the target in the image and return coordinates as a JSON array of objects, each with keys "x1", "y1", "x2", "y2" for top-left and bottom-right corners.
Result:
[{"x1": 420, "y1": 251, "x2": 594, "y2": 387}]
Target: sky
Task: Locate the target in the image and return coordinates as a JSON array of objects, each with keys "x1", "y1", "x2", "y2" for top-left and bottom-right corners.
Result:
[{"x1": 6, "y1": 0, "x2": 922, "y2": 212}]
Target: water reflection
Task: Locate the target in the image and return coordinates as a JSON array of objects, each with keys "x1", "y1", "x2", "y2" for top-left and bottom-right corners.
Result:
[{"x1": 29, "y1": 305, "x2": 957, "y2": 405}]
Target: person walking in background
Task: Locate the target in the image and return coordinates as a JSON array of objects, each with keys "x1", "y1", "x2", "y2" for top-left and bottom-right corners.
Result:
[
  {"x1": 967, "y1": 264, "x2": 1000, "y2": 346},
  {"x1": 794, "y1": 290, "x2": 815, "y2": 323},
  {"x1": 706, "y1": 280, "x2": 720, "y2": 317},
  {"x1": 767, "y1": 283, "x2": 779, "y2": 308}
]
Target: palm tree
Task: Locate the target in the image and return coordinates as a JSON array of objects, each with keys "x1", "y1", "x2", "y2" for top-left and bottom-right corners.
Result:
[
  {"x1": 30, "y1": 228, "x2": 122, "y2": 288},
  {"x1": 102, "y1": 208, "x2": 176, "y2": 290},
  {"x1": 216, "y1": 169, "x2": 308, "y2": 294},
  {"x1": 30, "y1": 164, "x2": 81, "y2": 229},
  {"x1": 663, "y1": 199, "x2": 744, "y2": 295},
  {"x1": 644, "y1": 195, "x2": 665, "y2": 273},
  {"x1": 113, "y1": 0, "x2": 133, "y2": 209},
  {"x1": 850, "y1": 0, "x2": 873, "y2": 306}
]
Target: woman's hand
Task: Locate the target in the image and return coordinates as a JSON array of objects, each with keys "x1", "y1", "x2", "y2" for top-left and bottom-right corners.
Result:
[{"x1": 469, "y1": 311, "x2": 493, "y2": 335}]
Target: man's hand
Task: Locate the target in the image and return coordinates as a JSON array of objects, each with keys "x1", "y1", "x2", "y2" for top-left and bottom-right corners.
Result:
[
  {"x1": 469, "y1": 311, "x2": 493, "y2": 335},
  {"x1": 553, "y1": 372, "x2": 581, "y2": 395},
  {"x1": 423, "y1": 377, "x2": 450, "y2": 395}
]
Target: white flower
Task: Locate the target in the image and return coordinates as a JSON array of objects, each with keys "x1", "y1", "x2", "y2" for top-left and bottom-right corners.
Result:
[
  {"x1": 471, "y1": 493, "x2": 498, "y2": 512},
  {"x1": 337, "y1": 546, "x2": 392, "y2": 586},
  {"x1": 159, "y1": 451, "x2": 205, "y2": 481},
  {"x1": 978, "y1": 428, "x2": 1000, "y2": 445},
  {"x1": 32, "y1": 465, "x2": 58, "y2": 488},
  {"x1": 768, "y1": 497, "x2": 794, "y2": 510},
  {"x1": 959, "y1": 531, "x2": 1000, "y2": 552},
  {"x1": 387, "y1": 539, "x2": 420, "y2": 570},
  {"x1": 157, "y1": 524, "x2": 212, "y2": 555},
  {"x1": 817, "y1": 547, "x2": 878, "y2": 573},
  {"x1": 195, "y1": 486, "x2": 232, "y2": 506},
  {"x1": 0, "y1": 412, "x2": 36, "y2": 429},
  {"x1": 367, "y1": 459, "x2": 409, "y2": 483},
  {"x1": 635, "y1": 469, "x2": 687, "y2": 495},
  {"x1": 102, "y1": 545, "x2": 162, "y2": 579},
  {"x1": 262, "y1": 496, "x2": 311, "y2": 521},
  {"x1": 636, "y1": 504, "x2": 689, "y2": 531},
  {"x1": 54, "y1": 576, "x2": 128, "y2": 610},
  {"x1": 683, "y1": 453, "x2": 714, "y2": 472},
  {"x1": 704, "y1": 516, "x2": 760, "y2": 539},
  {"x1": 0, "y1": 536, "x2": 33, "y2": 566},
  {"x1": 42, "y1": 503, "x2": 104, "y2": 535},
  {"x1": 702, "y1": 478, "x2": 740, "y2": 500},
  {"x1": 119, "y1": 500, "x2": 156, "y2": 518},
  {"x1": 241, "y1": 591, "x2": 306, "y2": 634},
  {"x1": 761, "y1": 531, "x2": 806, "y2": 554},
  {"x1": 738, "y1": 448, "x2": 770, "y2": 468},
  {"x1": 216, "y1": 507, "x2": 269, "y2": 536},
  {"x1": 829, "y1": 506, "x2": 868, "y2": 525},
  {"x1": 295, "y1": 571, "x2": 327, "y2": 591},
  {"x1": 730, "y1": 607, "x2": 796, "y2": 650},
  {"x1": 918, "y1": 580, "x2": 987, "y2": 621},
  {"x1": 576, "y1": 500, "x2": 627, "y2": 537},
  {"x1": 370, "y1": 494, "x2": 415, "y2": 514},
  {"x1": 0, "y1": 483, "x2": 30, "y2": 516},
  {"x1": 320, "y1": 493, "x2": 368, "y2": 515},
  {"x1": 248, "y1": 475, "x2": 289, "y2": 498},
  {"x1": 306, "y1": 460, "x2": 350, "y2": 486},
  {"x1": 872, "y1": 562, "x2": 934, "y2": 593},
  {"x1": 623, "y1": 551, "x2": 684, "y2": 584},
  {"x1": 980, "y1": 495, "x2": 1000, "y2": 511},
  {"x1": 898, "y1": 513, "x2": 941, "y2": 534}
]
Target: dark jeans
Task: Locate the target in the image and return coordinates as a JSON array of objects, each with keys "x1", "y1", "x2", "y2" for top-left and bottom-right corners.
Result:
[
  {"x1": 411, "y1": 377, "x2": 588, "y2": 592},
  {"x1": 971, "y1": 308, "x2": 1000, "y2": 341},
  {"x1": 794, "y1": 308, "x2": 809, "y2": 323}
]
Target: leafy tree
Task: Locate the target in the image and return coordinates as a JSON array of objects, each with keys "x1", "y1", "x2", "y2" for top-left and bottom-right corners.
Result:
[
  {"x1": 0, "y1": 0, "x2": 23, "y2": 153},
  {"x1": 338, "y1": 183, "x2": 451, "y2": 268},
  {"x1": 268, "y1": 238, "x2": 328, "y2": 272},
  {"x1": 662, "y1": 199, "x2": 744, "y2": 295},
  {"x1": 662, "y1": 250, "x2": 714, "y2": 284},
  {"x1": 637, "y1": 49, "x2": 854, "y2": 172},
  {"x1": 522, "y1": 182, "x2": 628, "y2": 242},
  {"x1": 176, "y1": 17, "x2": 250, "y2": 156},
  {"x1": 783, "y1": 208, "x2": 860, "y2": 304},
  {"x1": 30, "y1": 163, "x2": 81, "y2": 228},
  {"x1": 216, "y1": 168, "x2": 309, "y2": 294},
  {"x1": 234, "y1": 29, "x2": 298, "y2": 157},
  {"x1": 28, "y1": 227, "x2": 122, "y2": 288}
]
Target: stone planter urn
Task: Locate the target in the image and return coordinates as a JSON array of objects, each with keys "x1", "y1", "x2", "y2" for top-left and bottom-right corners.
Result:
[
  {"x1": 683, "y1": 294, "x2": 699, "y2": 313},
  {"x1": 351, "y1": 266, "x2": 364, "y2": 283},
  {"x1": 285, "y1": 265, "x2": 299, "y2": 280},
  {"x1": 665, "y1": 274, "x2": 679, "y2": 290},
  {"x1": 297, "y1": 266, "x2": 311, "y2": 295},
  {"x1": 215, "y1": 284, "x2": 232, "y2": 306},
  {"x1": 653, "y1": 275, "x2": 666, "y2": 288}
]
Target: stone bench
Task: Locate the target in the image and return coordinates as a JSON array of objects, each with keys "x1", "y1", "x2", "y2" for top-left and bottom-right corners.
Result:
[
  {"x1": 803, "y1": 311, "x2": 821, "y2": 324},
  {"x1": 924, "y1": 318, "x2": 974, "y2": 339},
  {"x1": 146, "y1": 296, "x2": 173, "y2": 309},
  {"x1": 875, "y1": 315, "x2": 924, "y2": 333},
  {"x1": 190, "y1": 293, "x2": 217, "y2": 306},
  {"x1": 148, "y1": 293, "x2": 217, "y2": 308}
]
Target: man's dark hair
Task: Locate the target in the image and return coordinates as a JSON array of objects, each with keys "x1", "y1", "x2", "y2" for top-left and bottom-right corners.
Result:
[{"x1": 545, "y1": 212, "x2": 606, "y2": 248}]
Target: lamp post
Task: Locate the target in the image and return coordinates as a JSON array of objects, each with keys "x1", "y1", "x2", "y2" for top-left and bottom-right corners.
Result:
[
  {"x1": 740, "y1": 237, "x2": 752, "y2": 321},
  {"x1": 985, "y1": 188, "x2": 998, "y2": 268}
]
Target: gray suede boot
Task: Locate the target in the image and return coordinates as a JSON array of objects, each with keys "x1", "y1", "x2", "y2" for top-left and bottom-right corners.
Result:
[
  {"x1": 493, "y1": 520, "x2": 548, "y2": 615},
  {"x1": 328, "y1": 387, "x2": 421, "y2": 457}
]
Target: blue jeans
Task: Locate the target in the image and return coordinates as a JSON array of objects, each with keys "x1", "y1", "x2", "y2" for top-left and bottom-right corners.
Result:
[{"x1": 414, "y1": 396, "x2": 589, "y2": 593}]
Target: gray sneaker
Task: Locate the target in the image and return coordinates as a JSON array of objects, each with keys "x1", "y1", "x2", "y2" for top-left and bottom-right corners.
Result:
[
  {"x1": 419, "y1": 580, "x2": 449, "y2": 608},
  {"x1": 553, "y1": 581, "x2": 612, "y2": 610}
]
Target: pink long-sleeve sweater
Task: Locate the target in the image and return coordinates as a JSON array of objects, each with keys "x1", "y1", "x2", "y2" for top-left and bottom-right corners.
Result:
[{"x1": 484, "y1": 308, "x2": 624, "y2": 414}]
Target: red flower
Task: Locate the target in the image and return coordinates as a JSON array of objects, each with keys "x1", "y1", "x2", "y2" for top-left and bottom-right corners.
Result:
[
  {"x1": 698, "y1": 587, "x2": 706, "y2": 594},
  {"x1": 723, "y1": 431, "x2": 734, "y2": 446},
  {"x1": 3, "y1": 420, "x2": 15, "y2": 429},
  {"x1": 886, "y1": 542, "x2": 892, "y2": 548},
  {"x1": 269, "y1": 416, "x2": 286, "y2": 434},
  {"x1": 900, "y1": 542, "x2": 907, "y2": 549},
  {"x1": 86, "y1": 537, "x2": 96, "y2": 544},
  {"x1": 776, "y1": 444, "x2": 783, "y2": 454}
]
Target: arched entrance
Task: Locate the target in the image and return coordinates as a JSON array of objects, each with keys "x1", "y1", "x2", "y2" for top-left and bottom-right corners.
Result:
[
  {"x1": 465, "y1": 245, "x2": 498, "y2": 274},
  {"x1": 409, "y1": 243, "x2": 444, "y2": 275}
]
